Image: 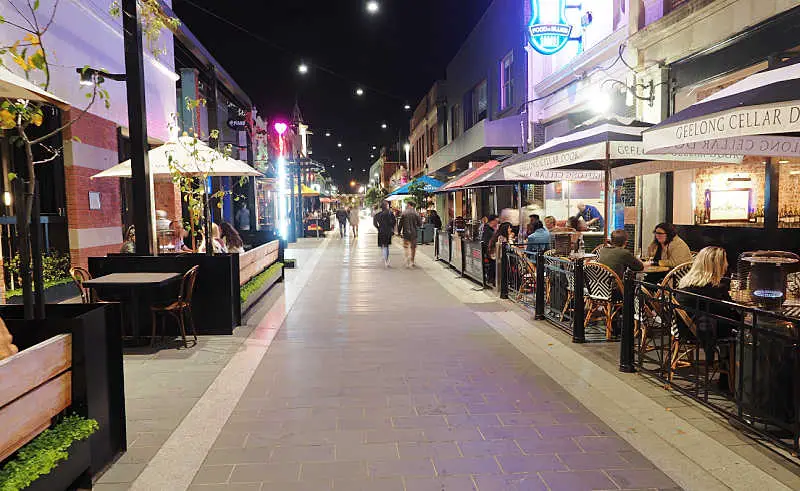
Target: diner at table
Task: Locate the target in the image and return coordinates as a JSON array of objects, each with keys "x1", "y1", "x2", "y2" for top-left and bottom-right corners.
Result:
[{"x1": 643, "y1": 222, "x2": 693, "y2": 283}]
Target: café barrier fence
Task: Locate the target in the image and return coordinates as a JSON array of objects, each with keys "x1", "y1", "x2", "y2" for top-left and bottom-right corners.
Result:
[
  {"x1": 619, "y1": 272, "x2": 800, "y2": 453},
  {"x1": 434, "y1": 230, "x2": 486, "y2": 288}
]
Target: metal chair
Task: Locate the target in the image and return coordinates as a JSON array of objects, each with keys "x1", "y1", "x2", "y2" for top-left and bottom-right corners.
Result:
[
  {"x1": 583, "y1": 262, "x2": 624, "y2": 339},
  {"x1": 69, "y1": 267, "x2": 94, "y2": 303},
  {"x1": 150, "y1": 266, "x2": 200, "y2": 348}
]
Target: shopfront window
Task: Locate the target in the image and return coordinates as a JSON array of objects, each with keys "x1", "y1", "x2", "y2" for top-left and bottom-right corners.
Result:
[
  {"x1": 777, "y1": 158, "x2": 800, "y2": 228},
  {"x1": 500, "y1": 52, "x2": 513, "y2": 111},
  {"x1": 672, "y1": 159, "x2": 766, "y2": 227},
  {"x1": 544, "y1": 180, "x2": 604, "y2": 226},
  {"x1": 471, "y1": 80, "x2": 487, "y2": 125}
]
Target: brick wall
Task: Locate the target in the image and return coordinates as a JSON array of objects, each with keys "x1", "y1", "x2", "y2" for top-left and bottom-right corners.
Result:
[
  {"x1": 63, "y1": 112, "x2": 123, "y2": 270},
  {"x1": 154, "y1": 180, "x2": 182, "y2": 222}
]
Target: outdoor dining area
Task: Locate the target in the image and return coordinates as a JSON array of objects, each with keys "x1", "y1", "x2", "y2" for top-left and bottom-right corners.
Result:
[{"x1": 433, "y1": 58, "x2": 800, "y2": 454}]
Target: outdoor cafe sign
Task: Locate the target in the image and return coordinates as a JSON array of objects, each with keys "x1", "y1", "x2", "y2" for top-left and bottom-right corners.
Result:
[{"x1": 644, "y1": 101, "x2": 800, "y2": 156}]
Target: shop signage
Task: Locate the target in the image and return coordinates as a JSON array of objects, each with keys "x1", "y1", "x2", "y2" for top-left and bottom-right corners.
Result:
[
  {"x1": 450, "y1": 235, "x2": 464, "y2": 273},
  {"x1": 528, "y1": 0, "x2": 573, "y2": 55},
  {"x1": 610, "y1": 141, "x2": 742, "y2": 163},
  {"x1": 508, "y1": 142, "x2": 607, "y2": 175},
  {"x1": 227, "y1": 117, "x2": 248, "y2": 131},
  {"x1": 644, "y1": 102, "x2": 800, "y2": 156}
]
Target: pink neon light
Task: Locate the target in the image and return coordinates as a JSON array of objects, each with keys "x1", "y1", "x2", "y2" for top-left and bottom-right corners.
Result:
[{"x1": 274, "y1": 122, "x2": 288, "y2": 135}]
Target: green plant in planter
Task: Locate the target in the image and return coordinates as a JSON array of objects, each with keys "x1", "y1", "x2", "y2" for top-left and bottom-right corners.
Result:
[
  {"x1": 0, "y1": 415, "x2": 98, "y2": 491},
  {"x1": 240, "y1": 262, "x2": 283, "y2": 304}
]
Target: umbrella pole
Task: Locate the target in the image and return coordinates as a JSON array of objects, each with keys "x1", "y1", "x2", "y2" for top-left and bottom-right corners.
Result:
[
  {"x1": 604, "y1": 156, "x2": 611, "y2": 241},
  {"x1": 205, "y1": 179, "x2": 213, "y2": 256}
]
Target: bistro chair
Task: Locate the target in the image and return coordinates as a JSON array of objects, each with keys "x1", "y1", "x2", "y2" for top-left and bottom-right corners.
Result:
[
  {"x1": 516, "y1": 248, "x2": 536, "y2": 297},
  {"x1": 583, "y1": 262, "x2": 624, "y2": 339},
  {"x1": 150, "y1": 266, "x2": 200, "y2": 348},
  {"x1": 660, "y1": 261, "x2": 694, "y2": 297},
  {"x1": 70, "y1": 267, "x2": 94, "y2": 303},
  {"x1": 591, "y1": 240, "x2": 611, "y2": 255}
]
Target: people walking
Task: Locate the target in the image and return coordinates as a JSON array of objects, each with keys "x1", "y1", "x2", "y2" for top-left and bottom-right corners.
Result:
[
  {"x1": 373, "y1": 201, "x2": 396, "y2": 267},
  {"x1": 398, "y1": 201, "x2": 423, "y2": 268},
  {"x1": 335, "y1": 206, "x2": 349, "y2": 238},
  {"x1": 235, "y1": 203, "x2": 251, "y2": 232},
  {"x1": 349, "y1": 206, "x2": 360, "y2": 238}
]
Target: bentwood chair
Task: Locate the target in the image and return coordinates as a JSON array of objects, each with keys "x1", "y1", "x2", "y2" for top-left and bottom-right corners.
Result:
[
  {"x1": 583, "y1": 262, "x2": 624, "y2": 339},
  {"x1": 150, "y1": 266, "x2": 200, "y2": 348},
  {"x1": 70, "y1": 267, "x2": 94, "y2": 303}
]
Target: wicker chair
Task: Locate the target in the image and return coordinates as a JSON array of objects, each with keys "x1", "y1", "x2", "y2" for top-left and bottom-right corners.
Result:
[
  {"x1": 591, "y1": 240, "x2": 611, "y2": 255},
  {"x1": 150, "y1": 266, "x2": 200, "y2": 348},
  {"x1": 583, "y1": 262, "x2": 624, "y2": 339},
  {"x1": 69, "y1": 267, "x2": 94, "y2": 303}
]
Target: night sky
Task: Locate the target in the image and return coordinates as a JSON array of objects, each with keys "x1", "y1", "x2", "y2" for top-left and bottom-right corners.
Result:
[{"x1": 172, "y1": 0, "x2": 492, "y2": 188}]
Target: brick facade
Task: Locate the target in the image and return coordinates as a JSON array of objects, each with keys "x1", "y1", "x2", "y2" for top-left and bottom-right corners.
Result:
[{"x1": 155, "y1": 180, "x2": 183, "y2": 222}]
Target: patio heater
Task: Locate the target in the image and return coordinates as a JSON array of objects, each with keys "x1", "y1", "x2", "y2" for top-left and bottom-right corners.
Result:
[{"x1": 737, "y1": 251, "x2": 800, "y2": 310}]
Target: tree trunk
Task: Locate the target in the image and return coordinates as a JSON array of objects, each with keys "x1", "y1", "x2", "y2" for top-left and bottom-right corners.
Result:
[
  {"x1": 32, "y1": 181, "x2": 45, "y2": 319},
  {"x1": 13, "y1": 179, "x2": 33, "y2": 320}
]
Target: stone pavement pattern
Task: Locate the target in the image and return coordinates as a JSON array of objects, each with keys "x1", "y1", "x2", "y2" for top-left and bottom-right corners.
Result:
[{"x1": 190, "y1": 233, "x2": 678, "y2": 490}]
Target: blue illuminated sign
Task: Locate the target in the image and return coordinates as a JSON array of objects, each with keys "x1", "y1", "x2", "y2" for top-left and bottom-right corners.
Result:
[{"x1": 528, "y1": 0, "x2": 573, "y2": 55}]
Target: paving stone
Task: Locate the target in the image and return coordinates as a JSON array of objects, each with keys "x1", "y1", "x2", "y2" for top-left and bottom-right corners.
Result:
[
  {"x1": 457, "y1": 440, "x2": 523, "y2": 458},
  {"x1": 474, "y1": 474, "x2": 548, "y2": 490},
  {"x1": 397, "y1": 442, "x2": 462, "y2": 460},
  {"x1": 96, "y1": 463, "x2": 146, "y2": 484},
  {"x1": 434, "y1": 456, "x2": 502, "y2": 476},
  {"x1": 367, "y1": 458, "x2": 436, "y2": 478},
  {"x1": 607, "y1": 469, "x2": 678, "y2": 489},
  {"x1": 191, "y1": 465, "x2": 233, "y2": 485},
  {"x1": 515, "y1": 437, "x2": 583, "y2": 455},
  {"x1": 332, "y1": 477, "x2": 404, "y2": 490},
  {"x1": 335, "y1": 442, "x2": 399, "y2": 461},
  {"x1": 229, "y1": 463, "x2": 301, "y2": 483},
  {"x1": 270, "y1": 444, "x2": 335, "y2": 463},
  {"x1": 538, "y1": 470, "x2": 620, "y2": 491},
  {"x1": 300, "y1": 460, "x2": 367, "y2": 480},
  {"x1": 497, "y1": 454, "x2": 567, "y2": 474},
  {"x1": 403, "y1": 476, "x2": 478, "y2": 490},
  {"x1": 187, "y1": 484, "x2": 262, "y2": 491},
  {"x1": 558, "y1": 451, "x2": 633, "y2": 470}
]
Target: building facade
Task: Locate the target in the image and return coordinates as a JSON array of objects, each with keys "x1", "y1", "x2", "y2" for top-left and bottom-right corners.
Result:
[
  {"x1": 409, "y1": 82, "x2": 446, "y2": 178},
  {"x1": 425, "y1": 0, "x2": 529, "y2": 176}
]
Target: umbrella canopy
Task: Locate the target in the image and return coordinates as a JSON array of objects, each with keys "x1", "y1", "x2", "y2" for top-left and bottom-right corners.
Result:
[
  {"x1": 437, "y1": 160, "x2": 505, "y2": 191},
  {"x1": 0, "y1": 65, "x2": 69, "y2": 109},
  {"x1": 644, "y1": 60, "x2": 800, "y2": 156},
  {"x1": 294, "y1": 184, "x2": 319, "y2": 196},
  {"x1": 478, "y1": 116, "x2": 741, "y2": 179},
  {"x1": 387, "y1": 176, "x2": 444, "y2": 196},
  {"x1": 470, "y1": 154, "x2": 605, "y2": 186},
  {"x1": 91, "y1": 137, "x2": 262, "y2": 179}
]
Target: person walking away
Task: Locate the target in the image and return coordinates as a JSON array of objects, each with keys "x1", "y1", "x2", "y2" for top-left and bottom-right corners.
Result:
[
  {"x1": 335, "y1": 206, "x2": 349, "y2": 238},
  {"x1": 398, "y1": 201, "x2": 423, "y2": 268},
  {"x1": 597, "y1": 229, "x2": 643, "y2": 281},
  {"x1": 373, "y1": 201, "x2": 397, "y2": 267},
  {"x1": 236, "y1": 203, "x2": 251, "y2": 232},
  {"x1": 349, "y1": 206, "x2": 360, "y2": 238}
]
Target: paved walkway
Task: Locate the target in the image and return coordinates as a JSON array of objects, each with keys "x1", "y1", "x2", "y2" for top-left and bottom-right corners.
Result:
[{"x1": 182, "y1": 232, "x2": 678, "y2": 491}]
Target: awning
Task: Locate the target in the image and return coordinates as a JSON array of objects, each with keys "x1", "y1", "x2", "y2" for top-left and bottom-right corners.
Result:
[
  {"x1": 294, "y1": 184, "x2": 319, "y2": 196},
  {"x1": 482, "y1": 116, "x2": 741, "y2": 179},
  {"x1": 0, "y1": 65, "x2": 69, "y2": 109},
  {"x1": 643, "y1": 60, "x2": 800, "y2": 156},
  {"x1": 91, "y1": 137, "x2": 262, "y2": 179},
  {"x1": 438, "y1": 160, "x2": 504, "y2": 191},
  {"x1": 387, "y1": 176, "x2": 444, "y2": 196}
]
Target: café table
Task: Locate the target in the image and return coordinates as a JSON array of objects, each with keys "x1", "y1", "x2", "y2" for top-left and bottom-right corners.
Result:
[{"x1": 83, "y1": 272, "x2": 182, "y2": 343}]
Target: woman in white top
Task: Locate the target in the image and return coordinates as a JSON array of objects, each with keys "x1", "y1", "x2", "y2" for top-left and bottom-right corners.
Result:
[{"x1": 349, "y1": 207, "x2": 360, "y2": 238}]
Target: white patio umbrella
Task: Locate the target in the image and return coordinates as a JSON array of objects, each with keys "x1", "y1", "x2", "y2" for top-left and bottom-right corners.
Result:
[{"x1": 90, "y1": 136, "x2": 262, "y2": 179}]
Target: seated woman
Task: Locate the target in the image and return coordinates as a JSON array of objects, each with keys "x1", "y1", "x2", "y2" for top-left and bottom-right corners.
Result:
[
  {"x1": 525, "y1": 221, "x2": 550, "y2": 257},
  {"x1": 120, "y1": 226, "x2": 135, "y2": 254},
  {"x1": 676, "y1": 246, "x2": 739, "y2": 390},
  {"x1": 647, "y1": 222, "x2": 692, "y2": 268},
  {"x1": 220, "y1": 221, "x2": 244, "y2": 253}
]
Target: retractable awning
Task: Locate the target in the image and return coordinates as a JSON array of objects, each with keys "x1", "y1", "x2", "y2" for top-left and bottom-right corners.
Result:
[{"x1": 643, "y1": 60, "x2": 800, "y2": 156}]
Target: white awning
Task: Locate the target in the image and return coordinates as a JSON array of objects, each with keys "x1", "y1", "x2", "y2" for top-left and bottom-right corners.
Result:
[
  {"x1": 91, "y1": 137, "x2": 262, "y2": 179},
  {"x1": 0, "y1": 65, "x2": 69, "y2": 108}
]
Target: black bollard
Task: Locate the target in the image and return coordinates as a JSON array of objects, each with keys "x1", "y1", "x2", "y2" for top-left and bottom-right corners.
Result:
[
  {"x1": 619, "y1": 269, "x2": 636, "y2": 373},
  {"x1": 572, "y1": 258, "x2": 585, "y2": 343}
]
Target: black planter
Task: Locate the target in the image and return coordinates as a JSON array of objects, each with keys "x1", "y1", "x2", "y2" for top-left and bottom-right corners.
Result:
[
  {"x1": 6, "y1": 281, "x2": 80, "y2": 305},
  {"x1": 24, "y1": 438, "x2": 92, "y2": 491},
  {"x1": 0, "y1": 303, "x2": 126, "y2": 480}
]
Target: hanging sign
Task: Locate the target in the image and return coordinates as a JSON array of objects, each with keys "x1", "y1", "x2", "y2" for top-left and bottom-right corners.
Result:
[{"x1": 528, "y1": 0, "x2": 572, "y2": 55}]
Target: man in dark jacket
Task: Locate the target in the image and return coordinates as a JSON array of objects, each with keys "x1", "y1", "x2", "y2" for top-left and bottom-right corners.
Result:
[
  {"x1": 481, "y1": 214, "x2": 499, "y2": 285},
  {"x1": 335, "y1": 207, "x2": 348, "y2": 238},
  {"x1": 427, "y1": 210, "x2": 443, "y2": 230},
  {"x1": 597, "y1": 229, "x2": 643, "y2": 280},
  {"x1": 398, "y1": 202, "x2": 423, "y2": 268},
  {"x1": 373, "y1": 201, "x2": 396, "y2": 267}
]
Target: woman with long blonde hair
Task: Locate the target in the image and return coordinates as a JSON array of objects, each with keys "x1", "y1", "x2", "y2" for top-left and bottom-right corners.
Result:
[{"x1": 676, "y1": 246, "x2": 738, "y2": 392}]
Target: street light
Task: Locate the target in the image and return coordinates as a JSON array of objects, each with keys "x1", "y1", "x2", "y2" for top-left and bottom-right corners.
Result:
[
  {"x1": 370, "y1": 154, "x2": 374, "y2": 158},
  {"x1": 297, "y1": 63, "x2": 308, "y2": 74},
  {"x1": 355, "y1": 87, "x2": 364, "y2": 96},
  {"x1": 404, "y1": 104, "x2": 411, "y2": 110},
  {"x1": 372, "y1": 146, "x2": 377, "y2": 150},
  {"x1": 380, "y1": 123, "x2": 387, "y2": 129},
  {"x1": 366, "y1": 1, "x2": 379, "y2": 14},
  {"x1": 325, "y1": 131, "x2": 331, "y2": 137},
  {"x1": 347, "y1": 157, "x2": 351, "y2": 161},
  {"x1": 337, "y1": 142, "x2": 343, "y2": 148},
  {"x1": 350, "y1": 180, "x2": 357, "y2": 187}
]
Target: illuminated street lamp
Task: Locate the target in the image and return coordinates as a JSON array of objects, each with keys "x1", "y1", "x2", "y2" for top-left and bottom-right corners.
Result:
[
  {"x1": 366, "y1": 1, "x2": 379, "y2": 14},
  {"x1": 355, "y1": 87, "x2": 364, "y2": 96},
  {"x1": 350, "y1": 180, "x2": 357, "y2": 188},
  {"x1": 404, "y1": 104, "x2": 411, "y2": 110},
  {"x1": 297, "y1": 63, "x2": 308, "y2": 74},
  {"x1": 347, "y1": 157, "x2": 351, "y2": 162},
  {"x1": 380, "y1": 123, "x2": 388, "y2": 129},
  {"x1": 325, "y1": 131, "x2": 331, "y2": 137},
  {"x1": 337, "y1": 142, "x2": 343, "y2": 148}
]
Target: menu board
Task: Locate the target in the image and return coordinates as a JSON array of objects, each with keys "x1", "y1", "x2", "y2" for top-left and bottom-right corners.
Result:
[
  {"x1": 463, "y1": 240, "x2": 484, "y2": 284},
  {"x1": 708, "y1": 189, "x2": 751, "y2": 222},
  {"x1": 437, "y1": 231, "x2": 450, "y2": 262}
]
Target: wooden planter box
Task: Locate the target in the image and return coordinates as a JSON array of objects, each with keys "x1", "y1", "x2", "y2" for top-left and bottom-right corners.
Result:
[{"x1": 0, "y1": 303, "x2": 126, "y2": 483}]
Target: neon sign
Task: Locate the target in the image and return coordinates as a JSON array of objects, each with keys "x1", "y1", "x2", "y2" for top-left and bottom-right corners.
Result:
[{"x1": 528, "y1": 0, "x2": 580, "y2": 55}]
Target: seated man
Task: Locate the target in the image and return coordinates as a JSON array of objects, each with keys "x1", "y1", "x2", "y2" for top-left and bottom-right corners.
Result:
[{"x1": 597, "y1": 229, "x2": 643, "y2": 280}]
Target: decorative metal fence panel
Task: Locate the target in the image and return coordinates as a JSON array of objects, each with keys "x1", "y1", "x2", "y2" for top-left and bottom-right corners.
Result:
[
  {"x1": 620, "y1": 275, "x2": 800, "y2": 454},
  {"x1": 505, "y1": 245, "x2": 537, "y2": 311}
]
